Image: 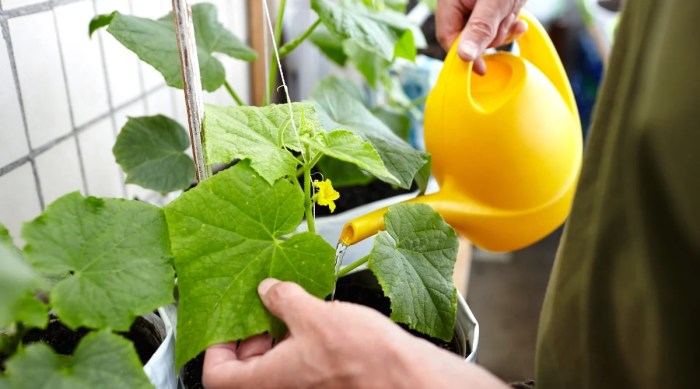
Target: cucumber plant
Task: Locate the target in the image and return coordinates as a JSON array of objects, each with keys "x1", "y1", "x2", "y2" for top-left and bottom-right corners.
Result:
[
  {"x1": 0, "y1": 195, "x2": 174, "y2": 388},
  {"x1": 1, "y1": 1, "x2": 460, "y2": 383}
]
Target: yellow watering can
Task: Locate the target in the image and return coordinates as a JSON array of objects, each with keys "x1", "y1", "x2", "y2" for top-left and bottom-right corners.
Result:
[{"x1": 340, "y1": 10, "x2": 583, "y2": 252}]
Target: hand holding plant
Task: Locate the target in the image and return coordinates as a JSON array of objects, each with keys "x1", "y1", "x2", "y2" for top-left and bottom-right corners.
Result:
[{"x1": 202, "y1": 279, "x2": 506, "y2": 389}]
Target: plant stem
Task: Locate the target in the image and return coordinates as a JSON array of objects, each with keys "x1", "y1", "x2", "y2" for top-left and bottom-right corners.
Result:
[
  {"x1": 307, "y1": 152, "x2": 323, "y2": 171},
  {"x1": 304, "y1": 166, "x2": 315, "y2": 233},
  {"x1": 296, "y1": 151, "x2": 323, "y2": 178},
  {"x1": 266, "y1": 0, "x2": 287, "y2": 105},
  {"x1": 278, "y1": 19, "x2": 322, "y2": 58},
  {"x1": 224, "y1": 80, "x2": 244, "y2": 106},
  {"x1": 336, "y1": 255, "x2": 369, "y2": 279}
]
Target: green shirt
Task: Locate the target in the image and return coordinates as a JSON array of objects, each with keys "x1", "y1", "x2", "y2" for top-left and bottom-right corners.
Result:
[{"x1": 536, "y1": 0, "x2": 700, "y2": 387}]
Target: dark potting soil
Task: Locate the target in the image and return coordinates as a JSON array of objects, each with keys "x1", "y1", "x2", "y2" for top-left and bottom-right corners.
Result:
[
  {"x1": 19, "y1": 315, "x2": 162, "y2": 365},
  {"x1": 123, "y1": 316, "x2": 164, "y2": 364},
  {"x1": 182, "y1": 352, "x2": 205, "y2": 389},
  {"x1": 21, "y1": 318, "x2": 89, "y2": 356}
]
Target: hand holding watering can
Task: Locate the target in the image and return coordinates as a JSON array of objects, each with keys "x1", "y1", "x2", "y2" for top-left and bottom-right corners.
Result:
[{"x1": 341, "y1": 10, "x2": 583, "y2": 252}]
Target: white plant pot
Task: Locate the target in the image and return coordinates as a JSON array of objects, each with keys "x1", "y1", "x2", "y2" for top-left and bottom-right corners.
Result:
[
  {"x1": 143, "y1": 304, "x2": 178, "y2": 389},
  {"x1": 457, "y1": 291, "x2": 480, "y2": 362}
]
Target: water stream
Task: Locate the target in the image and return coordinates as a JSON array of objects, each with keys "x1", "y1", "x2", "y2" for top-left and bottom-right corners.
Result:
[{"x1": 330, "y1": 241, "x2": 348, "y2": 300}]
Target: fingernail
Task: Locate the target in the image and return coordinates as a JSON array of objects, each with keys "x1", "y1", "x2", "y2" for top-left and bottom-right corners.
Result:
[
  {"x1": 258, "y1": 278, "x2": 279, "y2": 295},
  {"x1": 458, "y1": 41, "x2": 478, "y2": 60}
]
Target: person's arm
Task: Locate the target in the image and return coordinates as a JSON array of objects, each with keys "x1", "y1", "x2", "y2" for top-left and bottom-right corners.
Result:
[
  {"x1": 436, "y1": 0, "x2": 528, "y2": 74},
  {"x1": 203, "y1": 279, "x2": 508, "y2": 389}
]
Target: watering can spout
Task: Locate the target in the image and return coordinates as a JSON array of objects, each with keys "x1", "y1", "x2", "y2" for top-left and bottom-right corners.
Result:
[
  {"x1": 339, "y1": 192, "x2": 462, "y2": 247},
  {"x1": 340, "y1": 185, "x2": 577, "y2": 252},
  {"x1": 340, "y1": 9, "x2": 583, "y2": 253}
]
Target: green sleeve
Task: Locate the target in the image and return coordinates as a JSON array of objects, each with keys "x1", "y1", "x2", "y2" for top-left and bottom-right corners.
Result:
[{"x1": 536, "y1": 1, "x2": 700, "y2": 388}]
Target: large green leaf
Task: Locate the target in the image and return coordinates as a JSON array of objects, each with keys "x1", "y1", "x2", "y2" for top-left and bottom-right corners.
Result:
[
  {"x1": 309, "y1": 28, "x2": 348, "y2": 66},
  {"x1": 371, "y1": 105, "x2": 411, "y2": 141},
  {"x1": 311, "y1": 0, "x2": 423, "y2": 61},
  {"x1": 22, "y1": 192, "x2": 174, "y2": 331},
  {"x1": 312, "y1": 76, "x2": 429, "y2": 190},
  {"x1": 0, "y1": 225, "x2": 46, "y2": 329},
  {"x1": 204, "y1": 103, "x2": 323, "y2": 184},
  {"x1": 304, "y1": 130, "x2": 398, "y2": 185},
  {"x1": 98, "y1": 3, "x2": 256, "y2": 92},
  {"x1": 113, "y1": 115, "x2": 194, "y2": 193},
  {"x1": 318, "y1": 74, "x2": 367, "y2": 104},
  {"x1": 3, "y1": 330, "x2": 152, "y2": 389},
  {"x1": 343, "y1": 40, "x2": 391, "y2": 87},
  {"x1": 368, "y1": 203, "x2": 458, "y2": 341},
  {"x1": 164, "y1": 162, "x2": 335, "y2": 368}
]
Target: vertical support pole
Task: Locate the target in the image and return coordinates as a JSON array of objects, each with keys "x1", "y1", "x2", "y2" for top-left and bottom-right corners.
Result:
[
  {"x1": 171, "y1": 0, "x2": 211, "y2": 182},
  {"x1": 248, "y1": 0, "x2": 266, "y2": 106}
]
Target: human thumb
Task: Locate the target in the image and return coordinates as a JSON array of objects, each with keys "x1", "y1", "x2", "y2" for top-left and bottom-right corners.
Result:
[
  {"x1": 258, "y1": 278, "x2": 324, "y2": 332},
  {"x1": 458, "y1": 1, "x2": 504, "y2": 61}
]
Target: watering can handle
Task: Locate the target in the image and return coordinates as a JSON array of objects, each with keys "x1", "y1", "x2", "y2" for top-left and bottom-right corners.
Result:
[
  {"x1": 516, "y1": 10, "x2": 578, "y2": 117},
  {"x1": 441, "y1": 9, "x2": 578, "y2": 118}
]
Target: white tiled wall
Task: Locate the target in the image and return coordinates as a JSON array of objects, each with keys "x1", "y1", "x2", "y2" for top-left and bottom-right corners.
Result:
[
  {"x1": 77, "y1": 117, "x2": 124, "y2": 199},
  {"x1": 114, "y1": 99, "x2": 147, "y2": 132},
  {"x1": 9, "y1": 11, "x2": 72, "y2": 149},
  {"x1": 3, "y1": 0, "x2": 41, "y2": 10},
  {"x1": 0, "y1": 164, "x2": 41, "y2": 243},
  {"x1": 146, "y1": 86, "x2": 176, "y2": 118},
  {"x1": 0, "y1": 38, "x2": 27, "y2": 167},
  {"x1": 34, "y1": 137, "x2": 85, "y2": 205},
  {"x1": 55, "y1": 1, "x2": 110, "y2": 128},
  {"x1": 95, "y1": 0, "x2": 143, "y2": 108},
  {"x1": 0, "y1": 0, "x2": 252, "y2": 240}
]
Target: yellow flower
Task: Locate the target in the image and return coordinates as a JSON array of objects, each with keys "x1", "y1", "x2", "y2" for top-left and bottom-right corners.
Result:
[{"x1": 313, "y1": 179, "x2": 340, "y2": 213}]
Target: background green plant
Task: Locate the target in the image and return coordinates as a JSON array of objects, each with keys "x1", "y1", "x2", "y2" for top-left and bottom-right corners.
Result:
[
  {"x1": 0, "y1": 192, "x2": 175, "y2": 387},
  {"x1": 92, "y1": 1, "x2": 431, "y2": 194}
]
